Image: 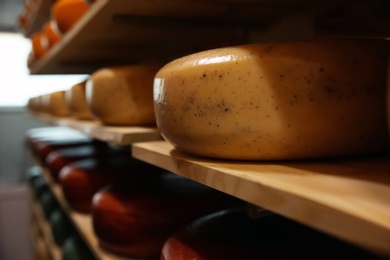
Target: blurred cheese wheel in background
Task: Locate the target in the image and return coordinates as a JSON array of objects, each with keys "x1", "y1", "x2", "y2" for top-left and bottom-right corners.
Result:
[
  {"x1": 31, "y1": 32, "x2": 49, "y2": 59},
  {"x1": 25, "y1": 127, "x2": 95, "y2": 165},
  {"x1": 39, "y1": 190, "x2": 59, "y2": 219},
  {"x1": 86, "y1": 64, "x2": 161, "y2": 126},
  {"x1": 161, "y1": 208, "x2": 381, "y2": 260},
  {"x1": 62, "y1": 234, "x2": 95, "y2": 260},
  {"x1": 51, "y1": 0, "x2": 89, "y2": 34},
  {"x1": 66, "y1": 80, "x2": 94, "y2": 120},
  {"x1": 92, "y1": 173, "x2": 243, "y2": 258},
  {"x1": 43, "y1": 91, "x2": 70, "y2": 117},
  {"x1": 154, "y1": 39, "x2": 389, "y2": 160},
  {"x1": 50, "y1": 209, "x2": 75, "y2": 246},
  {"x1": 43, "y1": 20, "x2": 62, "y2": 48},
  {"x1": 45, "y1": 144, "x2": 130, "y2": 181},
  {"x1": 59, "y1": 156, "x2": 164, "y2": 213}
]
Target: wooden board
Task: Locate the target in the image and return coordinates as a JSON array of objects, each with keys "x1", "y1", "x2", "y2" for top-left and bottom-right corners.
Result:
[
  {"x1": 30, "y1": 112, "x2": 162, "y2": 145},
  {"x1": 28, "y1": 0, "x2": 390, "y2": 74},
  {"x1": 132, "y1": 140, "x2": 390, "y2": 257},
  {"x1": 31, "y1": 199, "x2": 62, "y2": 260},
  {"x1": 40, "y1": 168, "x2": 134, "y2": 260}
]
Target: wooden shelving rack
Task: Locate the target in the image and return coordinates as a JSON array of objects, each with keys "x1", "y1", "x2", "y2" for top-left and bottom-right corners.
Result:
[{"x1": 24, "y1": 0, "x2": 390, "y2": 258}]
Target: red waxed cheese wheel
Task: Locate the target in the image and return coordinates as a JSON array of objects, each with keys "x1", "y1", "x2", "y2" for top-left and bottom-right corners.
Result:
[
  {"x1": 161, "y1": 208, "x2": 381, "y2": 260},
  {"x1": 45, "y1": 144, "x2": 130, "y2": 182},
  {"x1": 59, "y1": 157, "x2": 164, "y2": 213},
  {"x1": 25, "y1": 127, "x2": 93, "y2": 164},
  {"x1": 92, "y1": 173, "x2": 243, "y2": 258}
]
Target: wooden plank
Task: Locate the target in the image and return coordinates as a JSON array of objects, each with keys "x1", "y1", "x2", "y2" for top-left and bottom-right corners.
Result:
[
  {"x1": 132, "y1": 140, "x2": 390, "y2": 257},
  {"x1": 28, "y1": 0, "x2": 390, "y2": 74},
  {"x1": 31, "y1": 199, "x2": 62, "y2": 260},
  {"x1": 40, "y1": 168, "x2": 133, "y2": 260},
  {"x1": 30, "y1": 112, "x2": 162, "y2": 145}
]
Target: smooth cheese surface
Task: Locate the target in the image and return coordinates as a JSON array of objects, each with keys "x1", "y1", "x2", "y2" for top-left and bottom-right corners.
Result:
[
  {"x1": 87, "y1": 64, "x2": 161, "y2": 126},
  {"x1": 46, "y1": 91, "x2": 70, "y2": 117},
  {"x1": 154, "y1": 40, "x2": 389, "y2": 160}
]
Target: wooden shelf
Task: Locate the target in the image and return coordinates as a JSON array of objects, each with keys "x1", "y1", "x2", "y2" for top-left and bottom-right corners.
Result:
[
  {"x1": 132, "y1": 140, "x2": 390, "y2": 257},
  {"x1": 28, "y1": 0, "x2": 390, "y2": 74},
  {"x1": 30, "y1": 112, "x2": 162, "y2": 145},
  {"x1": 39, "y1": 167, "x2": 134, "y2": 260},
  {"x1": 31, "y1": 197, "x2": 62, "y2": 260},
  {"x1": 21, "y1": 0, "x2": 53, "y2": 37}
]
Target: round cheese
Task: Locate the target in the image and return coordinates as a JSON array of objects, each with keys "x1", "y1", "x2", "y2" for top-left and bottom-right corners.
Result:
[
  {"x1": 66, "y1": 80, "x2": 93, "y2": 120},
  {"x1": 86, "y1": 64, "x2": 161, "y2": 126},
  {"x1": 43, "y1": 20, "x2": 62, "y2": 48},
  {"x1": 43, "y1": 91, "x2": 70, "y2": 117},
  {"x1": 154, "y1": 40, "x2": 389, "y2": 160},
  {"x1": 51, "y1": 0, "x2": 89, "y2": 34}
]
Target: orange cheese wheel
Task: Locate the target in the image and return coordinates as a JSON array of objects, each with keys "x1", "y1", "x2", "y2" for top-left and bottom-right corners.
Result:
[
  {"x1": 44, "y1": 20, "x2": 62, "y2": 47},
  {"x1": 31, "y1": 32, "x2": 49, "y2": 59},
  {"x1": 51, "y1": 0, "x2": 89, "y2": 34}
]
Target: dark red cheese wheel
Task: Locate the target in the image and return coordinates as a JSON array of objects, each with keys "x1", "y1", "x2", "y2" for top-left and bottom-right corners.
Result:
[
  {"x1": 161, "y1": 208, "x2": 381, "y2": 260},
  {"x1": 92, "y1": 174, "x2": 243, "y2": 258},
  {"x1": 59, "y1": 157, "x2": 163, "y2": 213},
  {"x1": 45, "y1": 145, "x2": 130, "y2": 181},
  {"x1": 25, "y1": 127, "x2": 94, "y2": 164}
]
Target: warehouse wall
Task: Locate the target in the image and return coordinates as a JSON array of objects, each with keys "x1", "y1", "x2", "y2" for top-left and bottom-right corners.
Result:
[{"x1": 0, "y1": 107, "x2": 48, "y2": 184}]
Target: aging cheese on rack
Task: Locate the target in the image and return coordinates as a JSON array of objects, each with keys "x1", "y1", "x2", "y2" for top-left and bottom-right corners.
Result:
[
  {"x1": 50, "y1": 209, "x2": 74, "y2": 246},
  {"x1": 66, "y1": 80, "x2": 93, "y2": 120},
  {"x1": 154, "y1": 39, "x2": 389, "y2": 160},
  {"x1": 45, "y1": 144, "x2": 130, "y2": 181},
  {"x1": 59, "y1": 157, "x2": 163, "y2": 213},
  {"x1": 43, "y1": 20, "x2": 62, "y2": 48},
  {"x1": 86, "y1": 64, "x2": 161, "y2": 126},
  {"x1": 43, "y1": 91, "x2": 71, "y2": 117},
  {"x1": 51, "y1": 0, "x2": 89, "y2": 34},
  {"x1": 161, "y1": 208, "x2": 381, "y2": 260},
  {"x1": 92, "y1": 173, "x2": 243, "y2": 258},
  {"x1": 25, "y1": 127, "x2": 95, "y2": 165}
]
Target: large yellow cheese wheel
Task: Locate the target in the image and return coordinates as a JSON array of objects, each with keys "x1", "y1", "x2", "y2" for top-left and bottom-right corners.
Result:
[
  {"x1": 86, "y1": 64, "x2": 161, "y2": 126},
  {"x1": 154, "y1": 40, "x2": 389, "y2": 160},
  {"x1": 66, "y1": 81, "x2": 93, "y2": 120}
]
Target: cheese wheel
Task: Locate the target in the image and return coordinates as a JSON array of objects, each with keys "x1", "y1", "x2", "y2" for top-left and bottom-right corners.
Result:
[
  {"x1": 43, "y1": 91, "x2": 70, "y2": 117},
  {"x1": 65, "y1": 80, "x2": 94, "y2": 120},
  {"x1": 50, "y1": 209, "x2": 74, "y2": 246},
  {"x1": 62, "y1": 235, "x2": 95, "y2": 260},
  {"x1": 31, "y1": 32, "x2": 49, "y2": 59},
  {"x1": 162, "y1": 208, "x2": 379, "y2": 259},
  {"x1": 154, "y1": 40, "x2": 389, "y2": 160},
  {"x1": 59, "y1": 157, "x2": 163, "y2": 213},
  {"x1": 92, "y1": 173, "x2": 243, "y2": 258},
  {"x1": 86, "y1": 64, "x2": 160, "y2": 126},
  {"x1": 39, "y1": 190, "x2": 59, "y2": 219},
  {"x1": 51, "y1": 0, "x2": 89, "y2": 34},
  {"x1": 45, "y1": 144, "x2": 129, "y2": 181},
  {"x1": 33, "y1": 237, "x2": 52, "y2": 260},
  {"x1": 43, "y1": 20, "x2": 62, "y2": 47}
]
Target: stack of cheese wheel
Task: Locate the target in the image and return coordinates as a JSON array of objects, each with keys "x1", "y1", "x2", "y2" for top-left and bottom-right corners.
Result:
[
  {"x1": 154, "y1": 39, "x2": 389, "y2": 160},
  {"x1": 65, "y1": 80, "x2": 94, "y2": 120},
  {"x1": 62, "y1": 234, "x2": 95, "y2": 260},
  {"x1": 42, "y1": 90, "x2": 71, "y2": 117},
  {"x1": 161, "y1": 208, "x2": 380, "y2": 259},
  {"x1": 45, "y1": 143, "x2": 129, "y2": 181},
  {"x1": 86, "y1": 64, "x2": 161, "y2": 126},
  {"x1": 43, "y1": 20, "x2": 62, "y2": 48},
  {"x1": 59, "y1": 156, "x2": 164, "y2": 213},
  {"x1": 92, "y1": 173, "x2": 243, "y2": 258},
  {"x1": 49, "y1": 209, "x2": 75, "y2": 246},
  {"x1": 25, "y1": 127, "x2": 95, "y2": 165},
  {"x1": 51, "y1": 0, "x2": 89, "y2": 34}
]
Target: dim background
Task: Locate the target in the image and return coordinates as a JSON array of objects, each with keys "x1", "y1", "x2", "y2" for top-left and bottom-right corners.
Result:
[{"x1": 0, "y1": 1, "x2": 85, "y2": 259}]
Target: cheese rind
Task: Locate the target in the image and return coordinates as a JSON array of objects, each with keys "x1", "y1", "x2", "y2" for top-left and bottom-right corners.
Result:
[
  {"x1": 154, "y1": 40, "x2": 389, "y2": 160},
  {"x1": 87, "y1": 64, "x2": 160, "y2": 126},
  {"x1": 66, "y1": 81, "x2": 93, "y2": 120}
]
